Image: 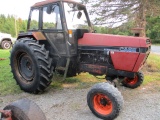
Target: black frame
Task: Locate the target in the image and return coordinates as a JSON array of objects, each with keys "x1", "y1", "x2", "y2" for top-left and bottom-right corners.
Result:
[{"x1": 27, "y1": 1, "x2": 92, "y2": 58}]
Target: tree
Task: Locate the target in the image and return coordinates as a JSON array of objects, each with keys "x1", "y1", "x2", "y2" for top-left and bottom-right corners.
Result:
[
  {"x1": 82, "y1": 0, "x2": 160, "y2": 36},
  {"x1": 0, "y1": 14, "x2": 27, "y2": 37},
  {"x1": 146, "y1": 16, "x2": 160, "y2": 43}
]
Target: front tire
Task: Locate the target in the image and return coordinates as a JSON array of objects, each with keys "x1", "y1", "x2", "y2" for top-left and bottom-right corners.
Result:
[
  {"x1": 122, "y1": 71, "x2": 144, "y2": 89},
  {"x1": 87, "y1": 82, "x2": 123, "y2": 120},
  {"x1": 10, "y1": 38, "x2": 53, "y2": 93}
]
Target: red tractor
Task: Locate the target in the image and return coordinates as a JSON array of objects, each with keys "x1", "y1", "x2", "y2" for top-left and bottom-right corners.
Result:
[{"x1": 10, "y1": 0, "x2": 151, "y2": 119}]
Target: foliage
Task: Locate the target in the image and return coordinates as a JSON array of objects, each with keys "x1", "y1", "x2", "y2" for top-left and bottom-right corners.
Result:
[
  {"x1": 146, "y1": 16, "x2": 160, "y2": 44},
  {"x1": 82, "y1": 0, "x2": 160, "y2": 37},
  {"x1": 82, "y1": 0, "x2": 160, "y2": 25},
  {"x1": 93, "y1": 20, "x2": 134, "y2": 36},
  {"x1": 0, "y1": 15, "x2": 27, "y2": 37}
]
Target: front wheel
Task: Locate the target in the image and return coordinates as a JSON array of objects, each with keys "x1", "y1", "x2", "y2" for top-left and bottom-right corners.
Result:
[
  {"x1": 122, "y1": 71, "x2": 144, "y2": 89},
  {"x1": 87, "y1": 82, "x2": 123, "y2": 120}
]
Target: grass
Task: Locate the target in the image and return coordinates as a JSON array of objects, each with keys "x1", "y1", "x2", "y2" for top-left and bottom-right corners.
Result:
[
  {"x1": 0, "y1": 49, "x2": 160, "y2": 96},
  {"x1": 152, "y1": 44, "x2": 160, "y2": 46},
  {"x1": 0, "y1": 49, "x2": 22, "y2": 96},
  {"x1": 50, "y1": 73, "x2": 105, "y2": 89},
  {"x1": 142, "y1": 54, "x2": 160, "y2": 85}
]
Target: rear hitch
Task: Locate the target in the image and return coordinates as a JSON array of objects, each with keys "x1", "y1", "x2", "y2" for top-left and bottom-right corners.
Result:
[{"x1": 0, "y1": 110, "x2": 12, "y2": 120}]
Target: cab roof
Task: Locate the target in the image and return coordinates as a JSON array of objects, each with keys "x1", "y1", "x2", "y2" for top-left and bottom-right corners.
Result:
[{"x1": 32, "y1": 0, "x2": 83, "y2": 7}]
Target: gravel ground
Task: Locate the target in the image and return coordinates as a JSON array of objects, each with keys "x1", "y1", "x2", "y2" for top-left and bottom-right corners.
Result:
[
  {"x1": 0, "y1": 82, "x2": 160, "y2": 120},
  {"x1": 151, "y1": 45, "x2": 160, "y2": 55},
  {"x1": 151, "y1": 45, "x2": 160, "y2": 53}
]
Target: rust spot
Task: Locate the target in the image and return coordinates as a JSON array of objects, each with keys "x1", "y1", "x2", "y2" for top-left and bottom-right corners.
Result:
[
  {"x1": 32, "y1": 32, "x2": 46, "y2": 40},
  {"x1": 80, "y1": 64, "x2": 107, "y2": 75}
]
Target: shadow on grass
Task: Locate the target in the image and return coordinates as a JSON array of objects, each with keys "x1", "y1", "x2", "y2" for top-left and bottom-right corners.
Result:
[{"x1": 50, "y1": 73, "x2": 105, "y2": 89}]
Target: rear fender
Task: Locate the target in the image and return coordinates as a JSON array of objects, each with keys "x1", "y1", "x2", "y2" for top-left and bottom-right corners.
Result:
[{"x1": 17, "y1": 31, "x2": 46, "y2": 40}]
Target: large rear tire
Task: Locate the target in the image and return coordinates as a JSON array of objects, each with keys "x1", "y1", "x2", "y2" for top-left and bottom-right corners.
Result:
[
  {"x1": 87, "y1": 82, "x2": 123, "y2": 120},
  {"x1": 10, "y1": 38, "x2": 53, "y2": 93},
  {"x1": 122, "y1": 71, "x2": 144, "y2": 89},
  {"x1": 2, "y1": 99, "x2": 46, "y2": 120}
]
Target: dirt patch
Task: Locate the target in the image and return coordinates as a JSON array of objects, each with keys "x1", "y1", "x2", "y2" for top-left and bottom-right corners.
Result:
[
  {"x1": 0, "y1": 82, "x2": 160, "y2": 120},
  {"x1": 0, "y1": 58, "x2": 6, "y2": 61}
]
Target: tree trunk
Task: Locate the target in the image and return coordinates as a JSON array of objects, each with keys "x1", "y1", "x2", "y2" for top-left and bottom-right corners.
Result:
[{"x1": 135, "y1": 0, "x2": 147, "y2": 37}]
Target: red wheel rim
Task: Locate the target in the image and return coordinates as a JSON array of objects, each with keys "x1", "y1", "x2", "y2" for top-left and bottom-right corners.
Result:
[
  {"x1": 93, "y1": 94, "x2": 113, "y2": 115},
  {"x1": 124, "y1": 75, "x2": 138, "y2": 85}
]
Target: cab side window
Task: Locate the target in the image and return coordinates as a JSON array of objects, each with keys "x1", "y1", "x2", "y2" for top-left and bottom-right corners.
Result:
[
  {"x1": 30, "y1": 9, "x2": 39, "y2": 30},
  {"x1": 43, "y1": 5, "x2": 62, "y2": 29}
]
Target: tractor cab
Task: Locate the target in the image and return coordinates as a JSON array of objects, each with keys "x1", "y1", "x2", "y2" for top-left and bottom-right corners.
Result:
[{"x1": 26, "y1": 0, "x2": 92, "y2": 57}]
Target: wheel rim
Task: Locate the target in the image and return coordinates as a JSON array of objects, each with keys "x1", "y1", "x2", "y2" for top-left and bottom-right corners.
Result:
[
  {"x1": 93, "y1": 93, "x2": 113, "y2": 115},
  {"x1": 124, "y1": 75, "x2": 138, "y2": 85},
  {"x1": 3, "y1": 42, "x2": 11, "y2": 49},
  {"x1": 18, "y1": 53, "x2": 34, "y2": 81}
]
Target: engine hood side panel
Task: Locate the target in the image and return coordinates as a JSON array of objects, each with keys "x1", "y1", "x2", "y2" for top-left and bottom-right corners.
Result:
[
  {"x1": 78, "y1": 33, "x2": 150, "y2": 72},
  {"x1": 78, "y1": 33, "x2": 145, "y2": 47}
]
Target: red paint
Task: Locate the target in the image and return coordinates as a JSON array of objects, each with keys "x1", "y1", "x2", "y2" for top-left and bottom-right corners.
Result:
[
  {"x1": 93, "y1": 94, "x2": 113, "y2": 115},
  {"x1": 78, "y1": 33, "x2": 148, "y2": 47},
  {"x1": 139, "y1": 38, "x2": 151, "y2": 47},
  {"x1": 0, "y1": 110, "x2": 12, "y2": 120},
  {"x1": 110, "y1": 52, "x2": 139, "y2": 71},
  {"x1": 133, "y1": 53, "x2": 147, "y2": 72},
  {"x1": 124, "y1": 75, "x2": 138, "y2": 85}
]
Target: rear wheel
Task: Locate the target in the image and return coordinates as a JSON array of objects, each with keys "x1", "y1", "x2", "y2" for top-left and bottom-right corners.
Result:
[
  {"x1": 1, "y1": 40, "x2": 12, "y2": 49},
  {"x1": 122, "y1": 71, "x2": 144, "y2": 89},
  {"x1": 10, "y1": 38, "x2": 53, "y2": 93},
  {"x1": 87, "y1": 82, "x2": 123, "y2": 120},
  {"x1": 2, "y1": 99, "x2": 46, "y2": 120}
]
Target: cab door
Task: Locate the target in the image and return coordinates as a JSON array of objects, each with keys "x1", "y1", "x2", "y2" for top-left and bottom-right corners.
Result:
[{"x1": 41, "y1": 4, "x2": 67, "y2": 56}]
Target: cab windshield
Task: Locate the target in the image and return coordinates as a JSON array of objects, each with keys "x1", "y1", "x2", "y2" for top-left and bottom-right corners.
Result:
[{"x1": 63, "y1": 2, "x2": 90, "y2": 30}]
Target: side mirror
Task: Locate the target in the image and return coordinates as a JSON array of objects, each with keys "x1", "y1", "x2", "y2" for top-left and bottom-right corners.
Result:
[
  {"x1": 46, "y1": 5, "x2": 57, "y2": 14},
  {"x1": 47, "y1": 5, "x2": 52, "y2": 14},
  {"x1": 77, "y1": 11, "x2": 82, "y2": 19}
]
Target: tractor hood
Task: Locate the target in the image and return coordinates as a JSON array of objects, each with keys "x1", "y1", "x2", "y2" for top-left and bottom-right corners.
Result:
[{"x1": 78, "y1": 33, "x2": 150, "y2": 48}]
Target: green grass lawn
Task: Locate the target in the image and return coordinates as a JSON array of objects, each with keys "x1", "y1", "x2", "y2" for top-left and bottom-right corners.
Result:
[
  {"x1": 0, "y1": 49, "x2": 22, "y2": 96},
  {"x1": 143, "y1": 54, "x2": 160, "y2": 84},
  {"x1": 0, "y1": 49, "x2": 160, "y2": 96}
]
